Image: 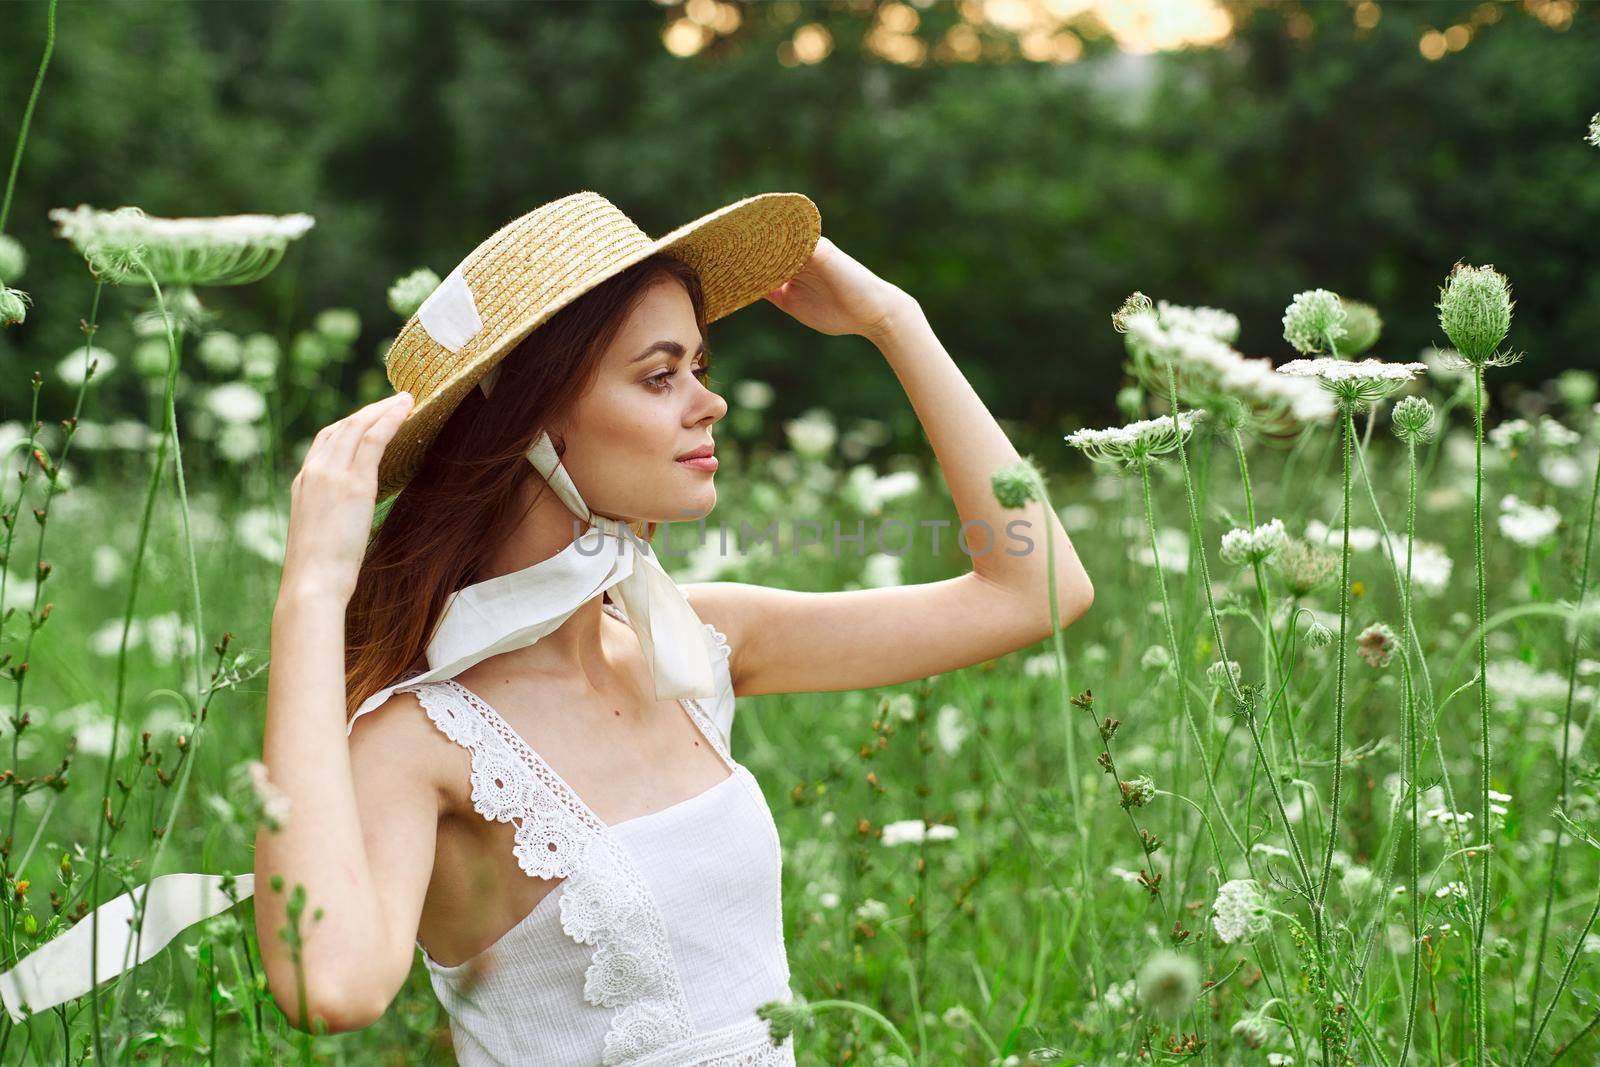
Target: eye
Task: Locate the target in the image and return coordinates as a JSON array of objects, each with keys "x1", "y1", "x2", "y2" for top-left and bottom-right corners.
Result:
[{"x1": 644, "y1": 358, "x2": 714, "y2": 393}]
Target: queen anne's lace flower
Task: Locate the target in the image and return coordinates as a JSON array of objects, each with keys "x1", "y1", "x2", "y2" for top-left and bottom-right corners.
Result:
[
  {"x1": 0, "y1": 235, "x2": 25, "y2": 283},
  {"x1": 1498, "y1": 494, "x2": 1561, "y2": 547},
  {"x1": 1115, "y1": 296, "x2": 1333, "y2": 433},
  {"x1": 1587, "y1": 113, "x2": 1600, "y2": 148},
  {"x1": 49, "y1": 204, "x2": 315, "y2": 287},
  {"x1": 1065, "y1": 411, "x2": 1205, "y2": 467},
  {"x1": 1272, "y1": 535, "x2": 1340, "y2": 596},
  {"x1": 1277, "y1": 357, "x2": 1427, "y2": 407},
  {"x1": 1211, "y1": 879, "x2": 1270, "y2": 944},
  {"x1": 1437, "y1": 262, "x2": 1514, "y2": 366},
  {"x1": 1220, "y1": 517, "x2": 1287, "y2": 565},
  {"x1": 1356, "y1": 622, "x2": 1398, "y2": 669},
  {"x1": 55, "y1": 345, "x2": 115, "y2": 387},
  {"x1": 388, "y1": 267, "x2": 441, "y2": 318},
  {"x1": 0, "y1": 285, "x2": 28, "y2": 327},
  {"x1": 1339, "y1": 299, "x2": 1383, "y2": 356},
  {"x1": 205, "y1": 382, "x2": 268, "y2": 425},
  {"x1": 1156, "y1": 299, "x2": 1240, "y2": 343},
  {"x1": 1282, "y1": 289, "x2": 1348, "y2": 355},
  {"x1": 1136, "y1": 951, "x2": 1201, "y2": 1020}
]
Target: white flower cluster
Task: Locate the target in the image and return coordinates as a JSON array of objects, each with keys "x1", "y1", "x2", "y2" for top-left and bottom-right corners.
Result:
[
  {"x1": 1487, "y1": 659, "x2": 1571, "y2": 706},
  {"x1": 1120, "y1": 311, "x2": 1334, "y2": 429},
  {"x1": 1278, "y1": 357, "x2": 1427, "y2": 383},
  {"x1": 1434, "y1": 880, "x2": 1469, "y2": 900},
  {"x1": 1064, "y1": 410, "x2": 1205, "y2": 467},
  {"x1": 1306, "y1": 518, "x2": 1381, "y2": 552},
  {"x1": 1278, "y1": 356, "x2": 1428, "y2": 408},
  {"x1": 1211, "y1": 878, "x2": 1270, "y2": 944},
  {"x1": 49, "y1": 204, "x2": 315, "y2": 287},
  {"x1": 1489, "y1": 415, "x2": 1581, "y2": 452},
  {"x1": 1373, "y1": 534, "x2": 1455, "y2": 595},
  {"x1": 1220, "y1": 517, "x2": 1287, "y2": 565},
  {"x1": 1424, "y1": 806, "x2": 1474, "y2": 831},
  {"x1": 880, "y1": 819, "x2": 958, "y2": 847},
  {"x1": 1156, "y1": 299, "x2": 1240, "y2": 343},
  {"x1": 1497, "y1": 494, "x2": 1562, "y2": 547},
  {"x1": 1282, "y1": 288, "x2": 1348, "y2": 355}
]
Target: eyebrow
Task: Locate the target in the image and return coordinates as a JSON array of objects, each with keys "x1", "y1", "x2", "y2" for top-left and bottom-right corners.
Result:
[{"x1": 629, "y1": 338, "x2": 708, "y2": 364}]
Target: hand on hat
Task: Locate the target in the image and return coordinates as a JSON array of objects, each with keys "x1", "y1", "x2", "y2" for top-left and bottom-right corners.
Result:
[
  {"x1": 279, "y1": 391, "x2": 415, "y2": 607},
  {"x1": 761, "y1": 236, "x2": 912, "y2": 344}
]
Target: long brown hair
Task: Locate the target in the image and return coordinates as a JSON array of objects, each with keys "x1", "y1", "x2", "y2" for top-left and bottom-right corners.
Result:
[{"x1": 343, "y1": 252, "x2": 710, "y2": 722}]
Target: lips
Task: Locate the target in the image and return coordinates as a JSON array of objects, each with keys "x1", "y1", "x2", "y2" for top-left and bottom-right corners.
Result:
[{"x1": 676, "y1": 443, "x2": 715, "y2": 460}]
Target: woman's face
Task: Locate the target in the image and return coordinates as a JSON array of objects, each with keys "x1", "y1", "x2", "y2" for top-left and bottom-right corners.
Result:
[{"x1": 553, "y1": 276, "x2": 728, "y2": 527}]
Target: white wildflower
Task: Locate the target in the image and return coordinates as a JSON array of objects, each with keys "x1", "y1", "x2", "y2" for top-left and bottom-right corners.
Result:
[
  {"x1": 1156, "y1": 299, "x2": 1240, "y2": 343},
  {"x1": 205, "y1": 382, "x2": 267, "y2": 425},
  {"x1": 880, "y1": 819, "x2": 959, "y2": 847},
  {"x1": 56, "y1": 345, "x2": 116, "y2": 386},
  {"x1": 1306, "y1": 518, "x2": 1381, "y2": 553},
  {"x1": 1220, "y1": 517, "x2": 1287, "y2": 565},
  {"x1": 49, "y1": 204, "x2": 314, "y2": 287},
  {"x1": 860, "y1": 552, "x2": 903, "y2": 588},
  {"x1": 1064, "y1": 411, "x2": 1205, "y2": 467},
  {"x1": 935, "y1": 704, "x2": 969, "y2": 756},
  {"x1": 784, "y1": 409, "x2": 837, "y2": 457},
  {"x1": 1211, "y1": 879, "x2": 1270, "y2": 944},
  {"x1": 1282, "y1": 288, "x2": 1348, "y2": 355},
  {"x1": 1497, "y1": 494, "x2": 1561, "y2": 548},
  {"x1": 1434, "y1": 880, "x2": 1468, "y2": 900},
  {"x1": 1277, "y1": 356, "x2": 1427, "y2": 407},
  {"x1": 733, "y1": 379, "x2": 775, "y2": 411},
  {"x1": 244, "y1": 759, "x2": 292, "y2": 830}
]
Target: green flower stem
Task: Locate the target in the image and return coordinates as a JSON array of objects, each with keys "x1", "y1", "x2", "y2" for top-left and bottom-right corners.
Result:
[
  {"x1": 1350, "y1": 429, "x2": 1475, "y2": 907},
  {"x1": 1136, "y1": 457, "x2": 1247, "y2": 868},
  {"x1": 1401, "y1": 438, "x2": 1423, "y2": 1067},
  {"x1": 795, "y1": 999, "x2": 920, "y2": 1065},
  {"x1": 1519, "y1": 877, "x2": 1600, "y2": 1067},
  {"x1": 84, "y1": 308, "x2": 179, "y2": 1065},
  {"x1": 1312, "y1": 405, "x2": 1356, "y2": 969},
  {"x1": 2, "y1": 280, "x2": 102, "y2": 927},
  {"x1": 0, "y1": 0, "x2": 56, "y2": 237},
  {"x1": 1471, "y1": 364, "x2": 1490, "y2": 1067},
  {"x1": 1524, "y1": 407, "x2": 1600, "y2": 1058}
]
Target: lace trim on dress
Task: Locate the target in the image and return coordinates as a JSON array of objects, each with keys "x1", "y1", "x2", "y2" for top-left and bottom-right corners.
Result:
[{"x1": 402, "y1": 672, "x2": 744, "y2": 1064}]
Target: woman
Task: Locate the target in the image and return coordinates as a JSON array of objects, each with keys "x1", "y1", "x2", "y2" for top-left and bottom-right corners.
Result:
[{"x1": 256, "y1": 190, "x2": 1094, "y2": 1064}]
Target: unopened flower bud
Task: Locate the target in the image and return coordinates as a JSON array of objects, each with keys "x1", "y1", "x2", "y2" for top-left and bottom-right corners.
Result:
[
  {"x1": 1112, "y1": 291, "x2": 1154, "y2": 334},
  {"x1": 1, "y1": 285, "x2": 30, "y2": 327},
  {"x1": 1282, "y1": 289, "x2": 1348, "y2": 356},
  {"x1": 388, "y1": 267, "x2": 441, "y2": 319},
  {"x1": 1437, "y1": 263, "x2": 1513, "y2": 365},
  {"x1": 1306, "y1": 621, "x2": 1334, "y2": 648},
  {"x1": 1339, "y1": 299, "x2": 1383, "y2": 356},
  {"x1": 0, "y1": 235, "x2": 27, "y2": 284},
  {"x1": 992, "y1": 458, "x2": 1044, "y2": 508},
  {"x1": 1391, "y1": 395, "x2": 1437, "y2": 443}
]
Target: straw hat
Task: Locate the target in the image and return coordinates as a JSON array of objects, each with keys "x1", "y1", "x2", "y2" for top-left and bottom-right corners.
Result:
[{"x1": 376, "y1": 190, "x2": 821, "y2": 501}]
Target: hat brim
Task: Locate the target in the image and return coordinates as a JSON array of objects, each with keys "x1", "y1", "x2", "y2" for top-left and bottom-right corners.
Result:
[{"x1": 375, "y1": 191, "x2": 820, "y2": 502}]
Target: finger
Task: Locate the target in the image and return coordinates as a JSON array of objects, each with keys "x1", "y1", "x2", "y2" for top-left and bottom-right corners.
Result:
[
  {"x1": 327, "y1": 393, "x2": 412, "y2": 470},
  {"x1": 351, "y1": 393, "x2": 414, "y2": 476}
]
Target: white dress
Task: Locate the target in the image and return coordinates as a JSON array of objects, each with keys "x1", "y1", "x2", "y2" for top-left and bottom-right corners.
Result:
[{"x1": 397, "y1": 601, "x2": 795, "y2": 1066}]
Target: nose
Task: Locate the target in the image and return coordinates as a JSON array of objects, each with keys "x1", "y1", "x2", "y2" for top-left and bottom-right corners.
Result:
[{"x1": 689, "y1": 374, "x2": 727, "y2": 425}]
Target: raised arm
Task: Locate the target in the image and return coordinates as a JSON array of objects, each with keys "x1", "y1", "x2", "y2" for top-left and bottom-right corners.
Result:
[
  {"x1": 253, "y1": 391, "x2": 444, "y2": 1033},
  {"x1": 682, "y1": 242, "x2": 1093, "y2": 697}
]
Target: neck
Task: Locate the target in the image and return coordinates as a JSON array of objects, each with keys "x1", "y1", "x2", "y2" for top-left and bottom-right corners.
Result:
[{"x1": 475, "y1": 478, "x2": 627, "y2": 684}]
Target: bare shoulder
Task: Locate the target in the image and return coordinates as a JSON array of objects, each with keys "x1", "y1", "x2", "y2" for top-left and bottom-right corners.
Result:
[{"x1": 346, "y1": 687, "x2": 470, "y2": 815}]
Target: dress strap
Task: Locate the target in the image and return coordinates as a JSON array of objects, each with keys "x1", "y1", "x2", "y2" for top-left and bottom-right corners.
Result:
[{"x1": 401, "y1": 678, "x2": 699, "y2": 1062}]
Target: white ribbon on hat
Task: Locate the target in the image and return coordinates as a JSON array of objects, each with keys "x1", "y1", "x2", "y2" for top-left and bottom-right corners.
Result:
[{"x1": 0, "y1": 405, "x2": 717, "y2": 1023}]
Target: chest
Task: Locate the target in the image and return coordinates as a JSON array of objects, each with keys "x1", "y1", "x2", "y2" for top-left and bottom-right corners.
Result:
[{"x1": 416, "y1": 684, "x2": 737, "y2": 968}]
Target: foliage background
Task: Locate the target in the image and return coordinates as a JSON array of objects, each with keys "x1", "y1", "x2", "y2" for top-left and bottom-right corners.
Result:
[{"x1": 2, "y1": 0, "x2": 1598, "y2": 444}]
